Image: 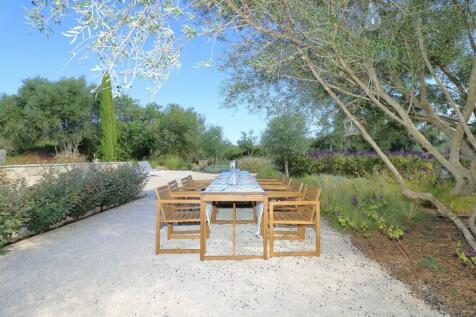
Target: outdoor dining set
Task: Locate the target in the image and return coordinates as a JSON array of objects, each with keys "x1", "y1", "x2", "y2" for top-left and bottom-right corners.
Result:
[{"x1": 155, "y1": 163, "x2": 321, "y2": 261}]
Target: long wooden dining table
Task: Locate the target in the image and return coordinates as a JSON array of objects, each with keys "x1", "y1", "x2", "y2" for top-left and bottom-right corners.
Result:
[{"x1": 168, "y1": 172, "x2": 303, "y2": 261}]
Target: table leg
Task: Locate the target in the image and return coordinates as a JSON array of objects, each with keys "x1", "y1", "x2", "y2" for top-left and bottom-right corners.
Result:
[
  {"x1": 200, "y1": 199, "x2": 206, "y2": 261},
  {"x1": 232, "y1": 202, "x2": 236, "y2": 256},
  {"x1": 263, "y1": 199, "x2": 268, "y2": 259}
]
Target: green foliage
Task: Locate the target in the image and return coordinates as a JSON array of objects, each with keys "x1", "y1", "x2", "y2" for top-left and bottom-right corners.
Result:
[
  {"x1": 0, "y1": 76, "x2": 231, "y2": 162},
  {"x1": 303, "y1": 174, "x2": 431, "y2": 239},
  {"x1": 237, "y1": 156, "x2": 280, "y2": 178},
  {"x1": 261, "y1": 112, "x2": 310, "y2": 175},
  {"x1": 456, "y1": 240, "x2": 476, "y2": 267},
  {"x1": 419, "y1": 256, "x2": 447, "y2": 275},
  {"x1": 0, "y1": 77, "x2": 96, "y2": 154},
  {"x1": 200, "y1": 126, "x2": 226, "y2": 163},
  {"x1": 25, "y1": 165, "x2": 147, "y2": 234},
  {"x1": 237, "y1": 130, "x2": 258, "y2": 156},
  {"x1": 115, "y1": 96, "x2": 161, "y2": 160},
  {"x1": 287, "y1": 153, "x2": 438, "y2": 180},
  {"x1": 160, "y1": 155, "x2": 193, "y2": 170},
  {"x1": 238, "y1": 156, "x2": 275, "y2": 173},
  {"x1": 155, "y1": 104, "x2": 205, "y2": 160},
  {"x1": 99, "y1": 73, "x2": 117, "y2": 161},
  {"x1": 200, "y1": 164, "x2": 229, "y2": 174},
  {"x1": 0, "y1": 171, "x2": 29, "y2": 248},
  {"x1": 409, "y1": 180, "x2": 476, "y2": 215}
]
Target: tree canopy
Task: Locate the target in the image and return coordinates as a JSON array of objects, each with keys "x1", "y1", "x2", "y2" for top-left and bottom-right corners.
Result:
[
  {"x1": 0, "y1": 77, "x2": 96, "y2": 154},
  {"x1": 261, "y1": 112, "x2": 310, "y2": 176},
  {"x1": 0, "y1": 76, "x2": 230, "y2": 163}
]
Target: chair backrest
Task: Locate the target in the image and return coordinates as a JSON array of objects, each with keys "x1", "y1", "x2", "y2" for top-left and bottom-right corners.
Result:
[
  {"x1": 168, "y1": 180, "x2": 180, "y2": 191},
  {"x1": 155, "y1": 185, "x2": 169, "y2": 201},
  {"x1": 138, "y1": 161, "x2": 152, "y2": 173},
  {"x1": 291, "y1": 180, "x2": 304, "y2": 192},
  {"x1": 304, "y1": 187, "x2": 321, "y2": 201},
  {"x1": 181, "y1": 175, "x2": 193, "y2": 185}
]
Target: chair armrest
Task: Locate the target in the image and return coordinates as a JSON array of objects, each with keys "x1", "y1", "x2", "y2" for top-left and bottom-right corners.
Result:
[
  {"x1": 169, "y1": 191, "x2": 201, "y2": 198},
  {"x1": 159, "y1": 199, "x2": 201, "y2": 204},
  {"x1": 269, "y1": 200, "x2": 319, "y2": 207}
]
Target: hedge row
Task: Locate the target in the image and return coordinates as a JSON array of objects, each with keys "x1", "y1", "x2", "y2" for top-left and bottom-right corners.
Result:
[
  {"x1": 0, "y1": 165, "x2": 148, "y2": 248},
  {"x1": 275, "y1": 153, "x2": 438, "y2": 180}
]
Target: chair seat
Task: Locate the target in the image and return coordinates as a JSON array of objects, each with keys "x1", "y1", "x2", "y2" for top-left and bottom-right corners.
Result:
[
  {"x1": 274, "y1": 212, "x2": 313, "y2": 224},
  {"x1": 163, "y1": 211, "x2": 200, "y2": 222}
]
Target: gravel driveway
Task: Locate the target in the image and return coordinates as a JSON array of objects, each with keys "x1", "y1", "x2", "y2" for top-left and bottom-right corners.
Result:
[{"x1": 0, "y1": 170, "x2": 443, "y2": 317}]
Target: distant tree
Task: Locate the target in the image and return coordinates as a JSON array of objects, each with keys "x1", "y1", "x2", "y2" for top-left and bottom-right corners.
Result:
[
  {"x1": 156, "y1": 104, "x2": 205, "y2": 160},
  {"x1": 99, "y1": 73, "x2": 117, "y2": 161},
  {"x1": 237, "y1": 130, "x2": 257, "y2": 156},
  {"x1": 115, "y1": 96, "x2": 161, "y2": 160},
  {"x1": 201, "y1": 126, "x2": 226, "y2": 165},
  {"x1": 261, "y1": 113, "x2": 309, "y2": 176},
  {"x1": 0, "y1": 77, "x2": 95, "y2": 154}
]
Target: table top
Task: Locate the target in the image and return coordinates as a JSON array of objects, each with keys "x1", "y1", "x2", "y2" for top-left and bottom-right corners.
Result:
[{"x1": 204, "y1": 171, "x2": 265, "y2": 194}]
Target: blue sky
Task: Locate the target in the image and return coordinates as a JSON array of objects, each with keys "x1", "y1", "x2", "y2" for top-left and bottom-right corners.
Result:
[{"x1": 0, "y1": 1, "x2": 267, "y2": 144}]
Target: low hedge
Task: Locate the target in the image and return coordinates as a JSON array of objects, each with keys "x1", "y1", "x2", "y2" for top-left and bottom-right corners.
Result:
[
  {"x1": 275, "y1": 151, "x2": 438, "y2": 181},
  {"x1": 0, "y1": 171, "x2": 29, "y2": 248},
  {"x1": 0, "y1": 164, "x2": 148, "y2": 248}
]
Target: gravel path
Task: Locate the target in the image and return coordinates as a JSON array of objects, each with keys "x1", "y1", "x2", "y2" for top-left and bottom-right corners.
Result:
[{"x1": 0, "y1": 170, "x2": 443, "y2": 317}]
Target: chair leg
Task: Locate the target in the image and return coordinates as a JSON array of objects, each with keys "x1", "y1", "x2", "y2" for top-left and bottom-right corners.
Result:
[
  {"x1": 298, "y1": 224, "x2": 305, "y2": 240},
  {"x1": 156, "y1": 215, "x2": 161, "y2": 255},
  {"x1": 269, "y1": 219, "x2": 274, "y2": 257},
  {"x1": 211, "y1": 206, "x2": 218, "y2": 223},
  {"x1": 167, "y1": 223, "x2": 173, "y2": 240},
  {"x1": 315, "y1": 221, "x2": 320, "y2": 256}
]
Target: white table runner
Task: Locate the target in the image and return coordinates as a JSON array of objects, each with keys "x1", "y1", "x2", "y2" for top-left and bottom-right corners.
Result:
[{"x1": 204, "y1": 171, "x2": 265, "y2": 236}]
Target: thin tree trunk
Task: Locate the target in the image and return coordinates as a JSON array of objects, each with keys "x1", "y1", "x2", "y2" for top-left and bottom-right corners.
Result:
[{"x1": 284, "y1": 160, "x2": 289, "y2": 177}]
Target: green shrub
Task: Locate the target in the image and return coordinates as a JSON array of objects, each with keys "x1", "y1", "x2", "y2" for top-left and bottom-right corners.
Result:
[
  {"x1": 160, "y1": 155, "x2": 193, "y2": 170},
  {"x1": 26, "y1": 164, "x2": 148, "y2": 234},
  {"x1": 281, "y1": 153, "x2": 439, "y2": 181},
  {"x1": 201, "y1": 164, "x2": 229, "y2": 174},
  {"x1": 256, "y1": 167, "x2": 281, "y2": 179},
  {"x1": 238, "y1": 156, "x2": 276, "y2": 174},
  {"x1": 303, "y1": 174, "x2": 432, "y2": 238},
  {"x1": 0, "y1": 171, "x2": 29, "y2": 248}
]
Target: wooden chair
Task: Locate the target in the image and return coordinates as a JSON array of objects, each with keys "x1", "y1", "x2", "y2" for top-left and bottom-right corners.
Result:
[
  {"x1": 155, "y1": 185, "x2": 208, "y2": 254},
  {"x1": 291, "y1": 180, "x2": 304, "y2": 192},
  {"x1": 181, "y1": 175, "x2": 193, "y2": 186},
  {"x1": 258, "y1": 175, "x2": 287, "y2": 185},
  {"x1": 268, "y1": 187, "x2": 321, "y2": 257},
  {"x1": 181, "y1": 175, "x2": 211, "y2": 191},
  {"x1": 167, "y1": 180, "x2": 181, "y2": 192}
]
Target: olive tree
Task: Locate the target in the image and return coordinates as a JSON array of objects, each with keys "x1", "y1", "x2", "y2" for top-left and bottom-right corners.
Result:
[
  {"x1": 261, "y1": 113, "x2": 309, "y2": 176},
  {"x1": 27, "y1": 0, "x2": 183, "y2": 92},
  {"x1": 193, "y1": 0, "x2": 476, "y2": 252}
]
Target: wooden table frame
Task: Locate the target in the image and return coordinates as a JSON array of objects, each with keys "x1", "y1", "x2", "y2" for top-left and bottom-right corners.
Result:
[{"x1": 200, "y1": 192, "x2": 268, "y2": 261}]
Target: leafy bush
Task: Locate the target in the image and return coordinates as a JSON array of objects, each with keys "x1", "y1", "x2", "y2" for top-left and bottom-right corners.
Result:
[
  {"x1": 23, "y1": 164, "x2": 148, "y2": 234},
  {"x1": 238, "y1": 156, "x2": 281, "y2": 178},
  {"x1": 303, "y1": 174, "x2": 432, "y2": 239},
  {"x1": 5, "y1": 152, "x2": 87, "y2": 165},
  {"x1": 281, "y1": 151, "x2": 439, "y2": 181},
  {"x1": 238, "y1": 156, "x2": 274, "y2": 173},
  {"x1": 160, "y1": 155, "x2": 193, "y2": 170},
  {"x1": 0, "y1": 171, "x2": 29, "y2": 248},
  {"x1": 200, "y1": 164, "x2": 229, "y2": 174}
]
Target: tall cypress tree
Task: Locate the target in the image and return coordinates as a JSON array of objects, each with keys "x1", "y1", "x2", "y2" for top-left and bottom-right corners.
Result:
[{"x1": 99, "y1": 73, "x2": 117, "y2": 161}]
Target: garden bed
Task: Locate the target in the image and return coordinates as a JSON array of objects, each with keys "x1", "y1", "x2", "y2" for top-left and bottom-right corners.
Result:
[{"x1": 352, "y1": 218, "x2": 476, "y2": 317}]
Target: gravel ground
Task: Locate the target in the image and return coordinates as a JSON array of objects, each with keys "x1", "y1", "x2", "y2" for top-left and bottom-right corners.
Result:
[{"x1": 0, "y1": 170, "x2": 444, "y2": 317}]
